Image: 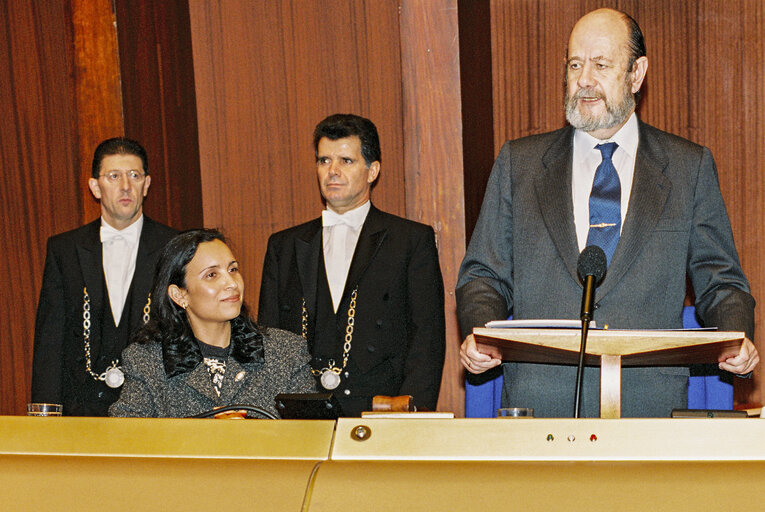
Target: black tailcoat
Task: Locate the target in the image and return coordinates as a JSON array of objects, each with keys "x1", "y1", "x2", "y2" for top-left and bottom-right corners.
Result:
[
  {"x1": 258, "y1": 205, "x2": 445, "y2": 415},
  {"x1": 32, "y1": 217, "x2": 177, "y2": 416}
]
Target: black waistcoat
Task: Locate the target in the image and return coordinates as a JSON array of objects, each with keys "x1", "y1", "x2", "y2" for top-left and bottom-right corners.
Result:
[
  {"x1": 98, "y1": 278, "x2": 135, "y2": 369},
  {"x1": 312, "y1": 252, "x2": 345, "y2": 364},
  {"x1": 310, "y1": 251, "x2": 374, "y2": 416},
  {"x1": 75, "y1": 276, "x2": 137, "y2": 416}
]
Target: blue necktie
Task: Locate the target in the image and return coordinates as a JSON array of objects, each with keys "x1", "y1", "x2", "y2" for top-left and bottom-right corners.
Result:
[{"x1": 586, "y1": 142, "x2": 620, "y2": 266}]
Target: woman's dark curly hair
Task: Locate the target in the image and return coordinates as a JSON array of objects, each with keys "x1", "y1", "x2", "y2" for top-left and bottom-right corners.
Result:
[{"x1": 134, "y1": 229, "x2": 264, "y2": 377}]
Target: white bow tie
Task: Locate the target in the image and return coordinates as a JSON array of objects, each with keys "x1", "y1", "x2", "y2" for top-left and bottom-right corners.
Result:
[
  {"x1": 322, "y1": 209, "x2": 364, "y2": 229},
  {"x1": 100, "y1": 225, "x2": 138, "y2": 246}
]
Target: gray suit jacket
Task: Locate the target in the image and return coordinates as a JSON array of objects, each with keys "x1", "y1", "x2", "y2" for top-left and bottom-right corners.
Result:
[
  {"x1": 109, "y1": 327, "x2": 316, "y2": 418},
  {"x1": 457, "y1": 121, "x2": 754, "y2": 417}
]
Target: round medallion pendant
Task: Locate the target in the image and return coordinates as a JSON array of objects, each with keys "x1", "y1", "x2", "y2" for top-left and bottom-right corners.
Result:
[
  {"x1": 104, "y1": 367, "x2": 125, "y2": 388},
  {"x1": 320, "y1": 370, "x2": 341, "y2": 390}
]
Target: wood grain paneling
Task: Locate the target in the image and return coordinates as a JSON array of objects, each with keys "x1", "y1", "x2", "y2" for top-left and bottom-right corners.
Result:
[
  {"x1": 0, "y1": 0, "x2": 81, "y2": 415},
  {"x1": 114, "y1": 0, "x2": 202, "y2": 230},
  {"x1": 73, "y1": 0, "x2": 124, "y2": 224},
  {"x1": 190, "y1": 0, "x2": 473, "y2": 414},
  {"x1": 189, "y1": 0, "x2": 405, "y2": 318},
  {"x1": 4, "y1": 0, "x2": 761, "y2": 418},
  {"x1": 690, "y1": 0, "x2": 765, "y2": 405},
  {"x1": 1, "y1": 0, "x2": 199, "y2": 414},
  {"x1": 489, "y1": 0, "x2": 765, "y2": 406},
  {"x1": 400, "y1": 0, "x2": 467, "y2": 415},
  {"x1": 458, "y1": 0, "x2": 495, "y2": 245}
]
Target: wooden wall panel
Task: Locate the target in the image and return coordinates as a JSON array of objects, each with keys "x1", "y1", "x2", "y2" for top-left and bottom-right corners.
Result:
[
  {"x1": 0, "y1": 0, "x2": 81, "y2": 415},
  {"x1": 5, "y1": 0, "x2": 758, "y2": 418},
  {"x1": 189, "y1": 0, "x2": 405, "y2": 318},
  {"x1": 1, "y1": 0, "x2": 199, "y2": 415},
  {"x1": 400, "y1": 0, "x2": 466, "y2": 415},
  {"x1": 692, "y1": 0, "x2": 765, "y2": 405},
  {"x1": 73, "y1": 0, "x2": 124, "y2": 224},
  {"x1": 458, "y1": 0, "x2": 494, "y2": 245},
  {"x1": 489, "y1": 0, "x2": 765, "y2": 406},
  {"x1": 490, "y1": 0, "x2": 573, "y2": 146},
  {"x1": 190, "y1": 0, "x2": 472, "y2": 415},
  {"x1": 114, "y1": 0, "x2": 202, "y2": 230},
  {"x1": 69, "y1": 0, "x2": 123, "y2": 224}
]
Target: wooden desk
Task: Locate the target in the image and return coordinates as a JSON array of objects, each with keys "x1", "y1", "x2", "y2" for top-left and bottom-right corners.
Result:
[
  {"x1": 307, "y1": 418, "x2": 765, "y2": 511},
  {"x1": 5, "y1": 416, "x2": 765, "y2": 511},
  {"x1": 0, "y1": 416, "x2": 335, "y2": 510}
]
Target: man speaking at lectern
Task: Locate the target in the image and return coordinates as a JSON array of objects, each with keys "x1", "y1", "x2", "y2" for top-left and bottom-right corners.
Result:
[{"x1": 457, "y1": 8, "x2": 758, "y2": 417}]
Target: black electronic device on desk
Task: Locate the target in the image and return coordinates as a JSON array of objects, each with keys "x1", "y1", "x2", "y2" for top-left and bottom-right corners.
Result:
[{"x1": 275, "y1": 392, "x2": 343, "y2": 419}]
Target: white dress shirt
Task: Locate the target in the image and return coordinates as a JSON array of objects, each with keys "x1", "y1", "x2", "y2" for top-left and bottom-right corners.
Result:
[
  {"x1": 322, "y1": 201, "x2": 370, "y2": 312},
  {"x1": 572, "y1": 113, "x2": 639, "y2": 252},
  {"x1": 100, "y1": 215, "x2": 143, "y2": 325}
]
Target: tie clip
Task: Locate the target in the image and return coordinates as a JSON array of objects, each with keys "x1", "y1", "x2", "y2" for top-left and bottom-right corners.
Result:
[{"x1": 589, "y1": 222, "x2": 617, "y2": 228}]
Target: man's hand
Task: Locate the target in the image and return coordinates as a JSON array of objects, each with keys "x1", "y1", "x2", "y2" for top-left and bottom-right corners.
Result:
[
  {"x1": 718, "y1": 337, "x2": 759, "y2": 375},
  {"x1": 460, "y1": 334, "x2": 502, "y2": 374}
]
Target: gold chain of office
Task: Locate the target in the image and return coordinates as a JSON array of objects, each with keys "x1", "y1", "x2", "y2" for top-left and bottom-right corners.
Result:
[
  {"x1": 82, "y1": 287, "x2": 150, "y2": 388},
  {"x1": 302, "y1": 287, "x2": 357, "y2": 390}
]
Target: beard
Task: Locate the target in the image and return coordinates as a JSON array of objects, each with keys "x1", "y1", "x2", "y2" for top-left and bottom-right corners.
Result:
[{"x1": 565, "y1": 77, "x2": 635, "y2": 133}]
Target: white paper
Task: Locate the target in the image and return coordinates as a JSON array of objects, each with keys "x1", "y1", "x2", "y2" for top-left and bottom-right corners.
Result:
[{"x1": 485, "y1": 319, "x2": 596, "y2": 329}]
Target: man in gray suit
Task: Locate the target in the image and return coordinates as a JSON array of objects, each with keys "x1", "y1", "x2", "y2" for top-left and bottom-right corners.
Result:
[{"x1": 457, "y1": 8, "x2": 759, "y2": 417}]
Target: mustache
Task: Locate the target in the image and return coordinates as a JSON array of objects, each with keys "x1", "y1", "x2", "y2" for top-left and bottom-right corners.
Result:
[{"x1": 571, "y1": 88, "x2": 606, "y2": 101}]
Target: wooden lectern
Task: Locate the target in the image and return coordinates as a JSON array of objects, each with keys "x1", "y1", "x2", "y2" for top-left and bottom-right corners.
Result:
[{"x1": 473, "y1": 327, "x2": 744, "y2": 418}]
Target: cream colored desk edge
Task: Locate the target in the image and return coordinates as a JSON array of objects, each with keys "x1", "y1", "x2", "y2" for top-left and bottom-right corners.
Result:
[
  {"x1": 330, "y1": 417, "x2": 765, "y2": 461},
  {"x1": 4, "y1": 415, "x2": 765, "y2": 463}
]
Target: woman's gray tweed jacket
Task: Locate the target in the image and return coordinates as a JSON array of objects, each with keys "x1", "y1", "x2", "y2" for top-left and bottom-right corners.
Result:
[{"x1": 109, "y1": 327, "x2": 315, "y2": 418}]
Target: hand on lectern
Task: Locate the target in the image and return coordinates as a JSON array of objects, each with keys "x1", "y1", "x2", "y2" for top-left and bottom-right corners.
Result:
[
  {"x1": 718, "y1": 337, "x2": 760, "y2": 375},
  {"x1": 460, "y1": 334, "x2": 502, "y2": 374}
]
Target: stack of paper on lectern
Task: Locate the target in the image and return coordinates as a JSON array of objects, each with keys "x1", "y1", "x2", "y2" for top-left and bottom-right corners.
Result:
[{"x1": 485, "y1": 319, "x2": 596, "y2": 329}]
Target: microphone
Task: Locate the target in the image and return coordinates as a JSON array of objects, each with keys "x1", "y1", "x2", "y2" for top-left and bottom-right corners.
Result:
[
  {"x1": 578, "y1": 246, "x2": 607, "y2": 323},
  {"x1": 574, "y1": 246, "x2": 607, "y2": 418}
]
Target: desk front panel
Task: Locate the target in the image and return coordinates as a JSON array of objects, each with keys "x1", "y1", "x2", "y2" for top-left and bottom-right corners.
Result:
[
  {"x1": 1, "y1": 416, "x2": 335, "y2": 511},
  {"x1": 308, "y1": 459, "x2": 765, "y2": 511},
  {"x1": 331, "y1": 417, "x2": 765, "y2": 460},
  {"x1": 309, "y1": 418, "x2": 765, "y2": 511},
  {"x1": 5, "y1": 416, "x2": 765, "y2": 511}
]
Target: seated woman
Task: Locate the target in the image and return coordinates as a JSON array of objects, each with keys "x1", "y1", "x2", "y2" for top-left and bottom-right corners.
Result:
[{"x1": 110, "y1": 229, "x2": 315, "y2": 418}]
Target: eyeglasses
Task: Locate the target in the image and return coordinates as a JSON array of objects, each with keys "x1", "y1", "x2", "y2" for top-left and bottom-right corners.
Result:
[{"x1": 99, "y1": 170, "x2": 146, "y2": 183}]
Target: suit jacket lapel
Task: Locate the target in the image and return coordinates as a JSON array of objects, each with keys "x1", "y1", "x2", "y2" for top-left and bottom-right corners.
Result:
[
  {"x1": 537, "y1": 127, "x2": 581, "y2": 284},
  {"x1": 295, "y1": 219, "x2": 322, "y2": 320},
  {"x1": 597, "y1": 121, "x2": 671, "y2": 297},
  {"x1": 129, "y1": 217, "x2": 164, "y2": 329},
  {"x1": 76, "y1": 221, "x2": 105, "y2": 361},
  {"x1": 343, "y1": 205, "x2": 387, "y2": 298}
]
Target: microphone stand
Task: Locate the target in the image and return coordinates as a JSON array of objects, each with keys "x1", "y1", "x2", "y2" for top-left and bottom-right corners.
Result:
[{"x1": 574, "y1": 274, "x2": 596, "y2": 418}]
